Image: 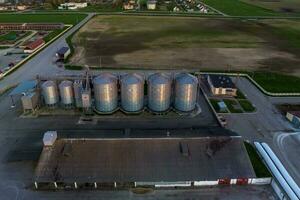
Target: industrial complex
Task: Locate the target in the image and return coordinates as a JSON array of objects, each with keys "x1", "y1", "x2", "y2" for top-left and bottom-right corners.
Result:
[{"x1": 0, "y1": 3, "x2": 300, "y2": 199}]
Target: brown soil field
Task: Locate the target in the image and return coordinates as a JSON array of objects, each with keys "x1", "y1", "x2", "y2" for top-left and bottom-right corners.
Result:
[{"x1": 70, "y1": 16, "x2": 300, "y2": 76}]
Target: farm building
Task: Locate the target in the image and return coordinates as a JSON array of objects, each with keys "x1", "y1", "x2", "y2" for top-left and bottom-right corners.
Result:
[
  {"x1": 207, "y1": 75, "x2": 237, "y2": 96},
  {"x1": 56, "y1": 47, "x2": 70, "y2": 60},
  {"x1": 0, "y1": 23, "x2": 64, "y2": 31},
  {"x1": 286, "y1": 111, "x2": 300, "y2": 128},
  {"x1": 34, "y1": 136, "x2": 255, "y2": 189},
  {"x1": 24, "y1": 38, "x2": 45, "y2": 53}
]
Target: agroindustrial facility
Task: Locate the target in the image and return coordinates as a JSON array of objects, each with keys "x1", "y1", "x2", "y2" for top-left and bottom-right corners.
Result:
[{"x1": 9, "y1": 70, "x2": 265, "y2": 189}]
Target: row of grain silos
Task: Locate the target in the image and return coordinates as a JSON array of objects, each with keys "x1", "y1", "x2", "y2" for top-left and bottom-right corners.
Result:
[
  {"x1": 93, "y1": 72, "x2": 198, "y2": 113},
  {"x1": 41, "y1": 80, "x2": 75, "y2": 107},
  {"x1": 41, "y1": 72, "x2": 199, "y2": 113}
]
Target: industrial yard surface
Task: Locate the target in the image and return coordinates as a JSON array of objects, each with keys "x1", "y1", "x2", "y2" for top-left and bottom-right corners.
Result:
[
  {"x1": 35, "y1": 137, "x2": 255, "y2": 183},
  {"x1": 71, "y1": 16, "x2": 300, "y2": 76}
]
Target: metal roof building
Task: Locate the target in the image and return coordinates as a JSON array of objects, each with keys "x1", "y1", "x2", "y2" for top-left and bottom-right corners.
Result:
[{"x1": 34, "y1": 137, "x2": 255, "y2": 187}]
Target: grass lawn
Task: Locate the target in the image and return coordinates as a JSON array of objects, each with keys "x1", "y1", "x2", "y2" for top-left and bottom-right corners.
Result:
[
  {"x1": 223, "y1": 99, "x2": 243, "y2": 113},
  {"x1": 43, "y1": 27, "x2": 68, "y2": 42},
  {"x1": 65, "y1": 65, "x2": 83, "y2": 70},
  {"x1": 244, "y1": 142, "x2": 271, "y2": 178},
  {"x1": 238, "y1": 99, "x2": 256, "y2": 112},
  {"x1": 250, "y1": 72, "x2": 300, "y2": 93},
  {"x1": 0, "y1": 13, "x2": 87, "y2": 24},
  {"x1": 0, "y1": 31, "x2": 17, "y2": 42},
  {"x1": 235, "y1": 89, "x2": 246, "y2": 99},
  {"x1": 202, "y1": 0, "x2": 278, "y2": 16}
]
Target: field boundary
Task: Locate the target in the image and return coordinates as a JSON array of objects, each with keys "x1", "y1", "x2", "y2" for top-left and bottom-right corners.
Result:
[
  {"x1": 0, "y1": 24, "x2": 73, "y2": 79},
  {"x1": 199, "y1": 72, "x2": 300, "y2": 97}
]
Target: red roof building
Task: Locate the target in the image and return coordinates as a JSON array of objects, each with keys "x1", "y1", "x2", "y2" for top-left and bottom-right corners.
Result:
[{"x1": 24, "y1": 39, "x2": 45, "y2": 53}]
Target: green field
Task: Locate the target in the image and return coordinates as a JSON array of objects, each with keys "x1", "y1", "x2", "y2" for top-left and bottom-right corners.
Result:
[
  {"x1": 244, "y1": 142, "x2": 271, "y2": 178},
  {"x1": 241, "y1": 0, "x2": 300, "y2": 13},
  {"x1": 251, "y1": 72, "x2": 300, "y2": 93},
  {"x1": 0, "y1": 13, "x2": 87, "y2": 24},
  {"x1": 202, "y1": 0, "x2": 280, "y2": 16}
]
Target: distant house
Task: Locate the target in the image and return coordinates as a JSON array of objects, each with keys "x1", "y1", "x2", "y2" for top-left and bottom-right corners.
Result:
[
  {"x1": 58, "y1": 2, "x2": 87, "y2": 10},
  {"x1": 56, "y1": 47, "x2": 70, "y2": 60},
  {"x1": 123, "y1": 3, "x2": 134, "y2": 10},
  {"x1": 147, "y1": 0, "x2": 157, "y2": 10},
  {"x1": 286, "y1": 111, "x2": 300, "y2": 128},
  {"x1": 207, "y1": 75, "x2": 237, "y2": 96},
  {"x1": 24, "y1": 39, "x2": 45, "y2": 54}
]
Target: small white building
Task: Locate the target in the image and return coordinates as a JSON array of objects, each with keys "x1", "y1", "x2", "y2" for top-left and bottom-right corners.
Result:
[
  {"x1": 58, "y1": 2, "x2": 87, "y2": 10},
  {"x1": 147, "y1": 0, "x2": 157, "y2": 10},
  {"x1": 207, "y1": 75, "x2": 237, "y2": 96}
]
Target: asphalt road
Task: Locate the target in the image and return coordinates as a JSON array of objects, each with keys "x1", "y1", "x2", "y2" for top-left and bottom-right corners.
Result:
[
  {"x1": 219, "y1": 77, "x2": 300, "y2": 186},
  {"x1": 0, "y1": 13, "x2": 95, "y2": 93}
]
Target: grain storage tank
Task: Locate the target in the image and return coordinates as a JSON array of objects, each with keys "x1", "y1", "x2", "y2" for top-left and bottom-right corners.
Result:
[
  {"x1": 147, "y1": 73, "x2": 172, "y2": 112},
  {"x1": 59, "y1": 80, "x2": 74, "y2": 107},
  {"x1": 73, "y1": 80, "x2": 83, "y2": 108},
  {"x1": 93, "y1": 73, "x2": 118, "y2": 112},
  {"x1": 121, "y1": 73, "x2": 144, "y2": 112},
  {"x1": 42, "y1": 80, "x2": 58, "y2": 106},
  {"x1": 174, "y1": 73, "x2": 198, "y2": 112}
]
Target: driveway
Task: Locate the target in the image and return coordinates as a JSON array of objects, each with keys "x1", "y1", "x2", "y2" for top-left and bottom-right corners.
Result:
[
  {"x1": 0, "y1": 13, "x2": 95, "y2": 93},
  {"x1": 217, "y1": 76, "x2": 300, "y2": 185}
]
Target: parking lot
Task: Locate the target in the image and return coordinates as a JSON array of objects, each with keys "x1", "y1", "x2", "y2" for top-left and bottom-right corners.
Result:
[{"x1": 0, "y1": 47, "x2": 28, "y2": 75}]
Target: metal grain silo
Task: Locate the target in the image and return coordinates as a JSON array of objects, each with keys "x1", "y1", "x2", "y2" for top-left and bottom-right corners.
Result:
[
  {"x1": 121, "y1": 73, "x2": 144, "y2": 112},
  {"x1": 73, "y1": 80, "x2": 83, "y2": 108},
  {"x1": 147, "y1": 73, "x2": 171, "y2": 112},
  {"x1": 174, "y1": 73, "x2": 198, "y2": 112},
  {"x1": 42, "y1": 80, "x2": 59, "y2": 106},
  {"x1": 59, "y1": 80, "x2": 74, "y2": 106},
  {"x1": 93, "y1": 73, "x2": 118, "y2": 112}
]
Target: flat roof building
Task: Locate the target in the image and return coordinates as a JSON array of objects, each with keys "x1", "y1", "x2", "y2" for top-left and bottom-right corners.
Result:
[
  {"x1": 207, "y1": 75, "x2": 237, "y2": 97},
  {"x1": 34, "y1": 137, "x2": 255, "y2": 188}
]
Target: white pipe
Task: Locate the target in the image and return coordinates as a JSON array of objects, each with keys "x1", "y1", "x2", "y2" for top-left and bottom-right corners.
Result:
[
  {"x1": 261, "y1": 142, "x2": 300, "y2": 199},
  {"x1": 254, "y1": 142, "x2": 298, "y2": 200}
]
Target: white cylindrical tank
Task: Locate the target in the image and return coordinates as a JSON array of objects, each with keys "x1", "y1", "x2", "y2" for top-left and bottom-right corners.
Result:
[
  {"x1": 59, "y1": 80, "x2": 74, "y2": 106},
  {"x1": 174, "y1": 73, "x2": 198, "y2": 112},
  {"x1": 121, "y1": 73, "x2": 144, "y2": 112},
  {"x1": 147, "y1": 73, "x2": 172, "y2": 112},
  {"x1": 42, "y1": 80, "x2": 59, "y2": 106},
  {"x1": 93, "y1": 73, "x2": 118, "y2": 113}
]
